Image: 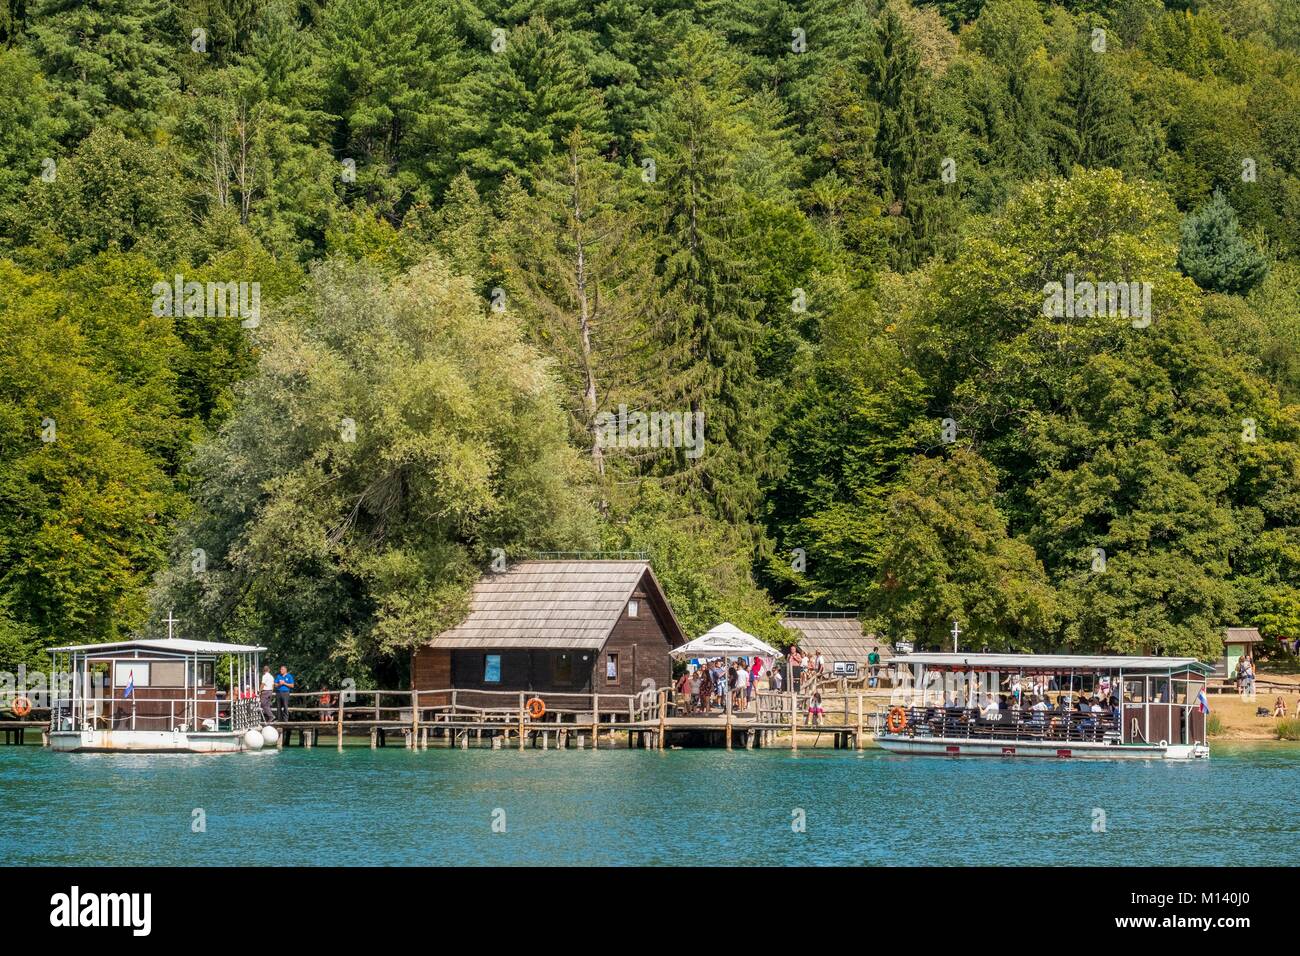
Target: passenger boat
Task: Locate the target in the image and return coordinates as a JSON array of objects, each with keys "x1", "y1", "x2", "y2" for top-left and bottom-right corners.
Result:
[
  {"x1": 875, "y1": 653, "x2": 1211, "y2": 760},
  {"x1": 45, "y1": 633, "x2": 271, "y2": 754}
]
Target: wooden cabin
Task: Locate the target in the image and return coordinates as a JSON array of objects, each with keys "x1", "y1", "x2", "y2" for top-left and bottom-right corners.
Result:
[{"x1": 411, "y1": 560, "x2": 686, "y2": 707}]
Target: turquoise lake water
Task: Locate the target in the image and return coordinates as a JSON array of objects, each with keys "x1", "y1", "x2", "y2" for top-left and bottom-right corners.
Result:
[{"x1": 1, "y1": 742, "x2": 1296, "y2": 866}]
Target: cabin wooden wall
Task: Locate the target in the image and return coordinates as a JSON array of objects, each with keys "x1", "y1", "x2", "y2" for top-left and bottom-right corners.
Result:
[
  {"x1": 411, "y1": 569, "x2": 678, "y2": 700},
  {"x1": 590, "y1": 577, "x2": 673, "y2": 694}
]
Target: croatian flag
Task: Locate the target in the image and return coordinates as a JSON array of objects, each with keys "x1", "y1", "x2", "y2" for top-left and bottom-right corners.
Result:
[
  {"x1": 123, "y1": 671, "x2": 135, "y2": 699},
  {"x1": 1197, "y1": 688, "x2": 1210, "y2": 714}
]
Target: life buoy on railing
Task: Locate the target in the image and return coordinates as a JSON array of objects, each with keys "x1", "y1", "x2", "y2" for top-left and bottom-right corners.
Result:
[
  {"x1": 526, "y1": 697, "x2": 546, "y2": 720},
  {"x1": 886, "y1": 706, "x2": 908, "y2": 733},
  {"x1": 11, "y1": 696, "x2": 31, "y2": 717}
]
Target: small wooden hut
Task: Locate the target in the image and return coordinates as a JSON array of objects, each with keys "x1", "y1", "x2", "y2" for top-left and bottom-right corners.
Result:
[
  {"x1": 1221, "y1": 627, "x2": 1263, "y2": 679},
  {"x1": 780, "y1": 612, "x2": 893, "y2": 684},
  {"x1": 412, "y1": 559, "x2": 685, "y2": 704}
]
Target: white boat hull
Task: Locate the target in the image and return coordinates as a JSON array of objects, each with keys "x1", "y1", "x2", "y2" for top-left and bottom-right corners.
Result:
[
  {"x1": 876, "y1": 734, "x2": 1208, "y2": 760},
  {"x1": 48, "y1": 729, "x2": 254, "y2": 754}
]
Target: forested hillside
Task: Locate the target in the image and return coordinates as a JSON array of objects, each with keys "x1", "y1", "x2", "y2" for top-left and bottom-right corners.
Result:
[{"x1": 3, "y1": 0, "x2": 1299, "y2": 683}]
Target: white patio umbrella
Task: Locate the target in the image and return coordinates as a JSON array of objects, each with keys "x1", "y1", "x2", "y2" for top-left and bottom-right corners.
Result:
[
  {"x1": 671, "y1": 622, "x2": 781, "y2": 659},
  {"x1": 672, "y1": 624, "x2": 781, "y2": 725}
]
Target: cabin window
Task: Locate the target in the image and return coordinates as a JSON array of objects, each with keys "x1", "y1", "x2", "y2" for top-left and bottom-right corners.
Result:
[
  {"x1": 153, "y1": 662, "x2": 184, "y2": 687},
  {"x1": 627, "y1": 599, "x2": 639, "y2": 617},
  {"x1": 1149, "y1": 677, "x2": 1169, "y2": 703},
  {"x1": 555, "y1": 653, "x2": 573, "y2": 683},
  {"x1": 113, "y1": 662, "x2": 150, "y2": 688},
  {"x1": 483, "y1": 655, "x2": 502, "y2": 683},
  {"x1": 606, "y1": 653, "x2": 619, "y2": 683}
]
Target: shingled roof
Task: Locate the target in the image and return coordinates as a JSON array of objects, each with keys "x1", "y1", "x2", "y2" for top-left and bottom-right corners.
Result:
[
  {"x1": 428, "y1": 560, "x2": 684, "y2": 650},
  {"x1": 1224, "y1": 627, "x2": 1263, "y2": 644},
  {"x1": 780, "y1": 614, "x2": 892, "y2": 664}
]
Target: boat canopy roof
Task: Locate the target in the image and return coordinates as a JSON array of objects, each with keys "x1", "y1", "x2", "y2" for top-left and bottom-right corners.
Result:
[
  {"x1": 47, "y1": 638, "x2": 267, "y2": 656},
  {"x1": 895, "y1": 652, "x2": 1211, "y2": 674}
]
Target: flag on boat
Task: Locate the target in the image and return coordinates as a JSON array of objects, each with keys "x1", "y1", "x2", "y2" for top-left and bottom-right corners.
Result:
[
  {"x1": 123, "y1": 671, "x2": 135, "y2": 699},
  {"x1": 1197, "y1": 688, "x2": 1210, "y2": 714}
]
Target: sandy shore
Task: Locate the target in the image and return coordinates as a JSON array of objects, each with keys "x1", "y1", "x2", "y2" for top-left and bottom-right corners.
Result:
[{"x1": 1207, "y1": 672, "x2": 1300, "y2": 739}]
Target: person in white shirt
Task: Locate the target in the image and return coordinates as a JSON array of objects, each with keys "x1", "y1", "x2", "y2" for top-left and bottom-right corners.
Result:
[
  {"x1": 734, "y1": 664, "x2": 749, "y2": 711},
  {"x1": 259, "y1": 666, "x2": 275, "y2": 722},
  {"x1": 982, "y1": 696, "x2": 1000, "y2": 718}
]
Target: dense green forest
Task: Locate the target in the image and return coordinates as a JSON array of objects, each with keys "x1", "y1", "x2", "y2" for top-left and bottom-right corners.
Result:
[{"x1": 2, "y1": 0, "x2": 1299, "y2": 683}]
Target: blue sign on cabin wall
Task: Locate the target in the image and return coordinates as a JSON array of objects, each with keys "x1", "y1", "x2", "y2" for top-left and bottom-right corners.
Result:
[{"x1": 484, "y1": 655, "x2": 501, "y2": 683}]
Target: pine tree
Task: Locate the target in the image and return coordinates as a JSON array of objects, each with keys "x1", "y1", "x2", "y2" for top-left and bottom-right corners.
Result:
[
  {"x1": 497, "y1": 129, "x2": 660, "y2": 487},
  {"x1": 1052, "y1": 27, "x2": 1138, "y2": 172},
  {"x1": 1178, "y1": 188, "x2": 1269, "y2": 294},
  {"x1": 455, "y1": 15, "x2": 607, "y2": 195},
  {"x1": 25, "y1": 0, "x2": 178, "y2": 141},
  {"x1": 319, "y1": 0, "x2": 467, "y2": 217},
  {"x1": 868, "y1": 5, "x2": 955, "y2": 270},
  {"x1": 639, "y1": 28, "x2": 773, "y2": 529}
]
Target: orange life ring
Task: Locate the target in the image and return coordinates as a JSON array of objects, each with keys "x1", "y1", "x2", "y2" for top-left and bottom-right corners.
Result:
[
  {"x1": 886, "y1": 706, "x2": 907, "y2": 733},
  {"x1": 526, "y1": 697, "x2": 546, "y2": 719},
  {"x1": 11, "y1": 696, "x2": 31, "y2": 717}
]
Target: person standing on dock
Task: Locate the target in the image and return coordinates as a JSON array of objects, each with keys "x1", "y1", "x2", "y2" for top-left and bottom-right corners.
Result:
[
  {"x1": 260, "y1": 666, "x2": 275, "y2": 722},
  {"x1": 274, "y1": 665, "x2": 295, "y2": 721}
]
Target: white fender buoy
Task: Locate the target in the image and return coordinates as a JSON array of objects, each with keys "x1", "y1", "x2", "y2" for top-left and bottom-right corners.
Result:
[
  {"x1": 243, "y1": 728, "x2": 265, "y2": 750},
  {"x1": 260, "y1": 725, "x2": 279, "y2": 745}
]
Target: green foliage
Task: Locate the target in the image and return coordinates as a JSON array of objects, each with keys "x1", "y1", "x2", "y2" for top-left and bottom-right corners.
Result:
[
  {"x1": 868, "y1": 450, "x2": 1058, "y2": 649},
  {"x1": 1178, "y1": 188, "x2": 1269, "y2": 294},
  {"x1": 151, "y1": 256, "x2": 597, "y2": 684},
  {"x1": 1275, "y1": 717, "x2": 1300, "y2": 740},
  {"x1": 26, "y1": 0, "x2": 178, "y2": 141},
  {"x1": 8, "y1": 0, "x2": 1300, "y2": 679}
]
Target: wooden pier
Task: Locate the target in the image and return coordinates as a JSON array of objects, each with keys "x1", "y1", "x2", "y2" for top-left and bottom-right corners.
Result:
[
  {"x1": 252, "y1": 686, "x2": 887, "y2": 751},
  {"x1": 4, "y1": 687, "x2": 889, "y2": 750}
]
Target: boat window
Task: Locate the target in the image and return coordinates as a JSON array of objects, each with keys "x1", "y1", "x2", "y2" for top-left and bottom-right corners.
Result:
[
  {"x1": 1170, "y1": 680, "x2": 1189, "y2": 704},
  {"x1": 153, "y1": 662, "x2": 184, "y2": 686},
  {"x1": 113, "y1": 662, "x2": 150, "y2": 687},
  {"x1": 1123, "y1": 678, "x2": 1146, "y2": 703},
  {"x1": 484, "y1": 655, "x2": 502, "y2": 683},
  {"x1": 1150, "y1": 677, "x2": 1169, "y2": 703}
]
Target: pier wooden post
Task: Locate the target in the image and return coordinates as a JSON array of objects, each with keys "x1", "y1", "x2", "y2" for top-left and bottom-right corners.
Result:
[
  {"x1": 725, "y1": 678, "x2": 733, "y2": 751},
  {"x1": 789, "y1": 689, "x2": 797, "y2": 751},
  {"x1": 591, "y1": 695, "x2": 599, "y2": 750},
  {"x1": 337, "y1": 690, "x2": 344, "y2": 751},
  {"x1": 411, "y1": 690, "x2": 419, "y2": 748},
  {"x1": 657, "y1": 689, "x2": 666, "y2": 751},
  {"x1": 518, "y1": 693, "x2": 526, "y2": 751},
  {"x1": 369, "y1": 726, "x2": 377, "y2": 749},
  {"x1": 856, "y1": 693, "x2": 864, "y2": 751}
]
